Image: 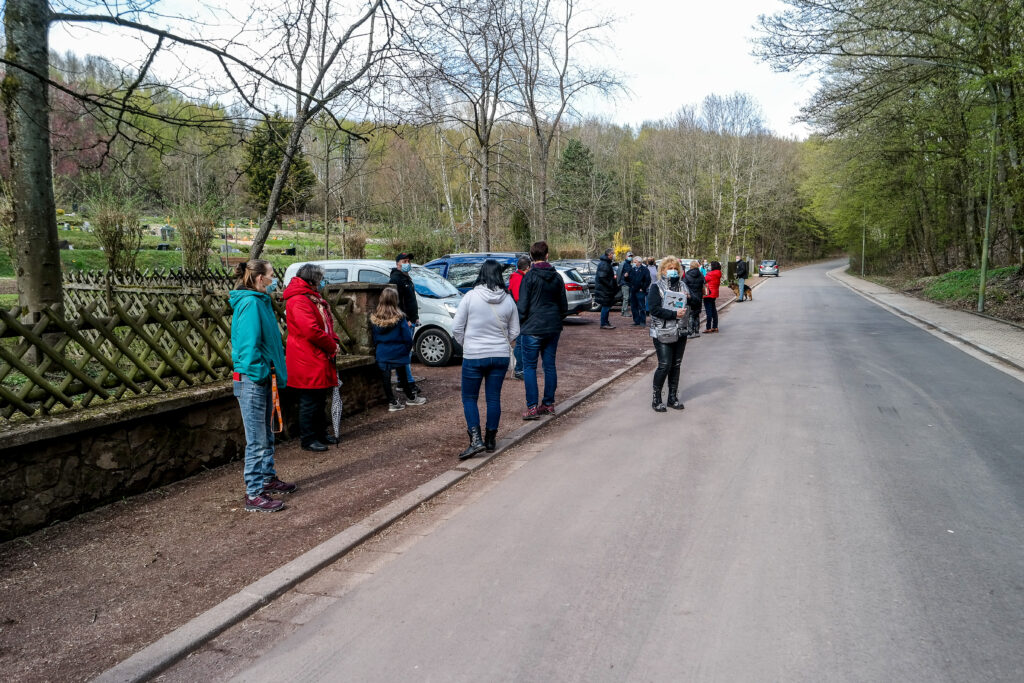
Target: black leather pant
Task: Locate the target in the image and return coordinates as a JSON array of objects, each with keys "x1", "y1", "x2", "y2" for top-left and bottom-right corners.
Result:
[{"x1": 652, "y1": 336, "x2": 687, "y2": 395}]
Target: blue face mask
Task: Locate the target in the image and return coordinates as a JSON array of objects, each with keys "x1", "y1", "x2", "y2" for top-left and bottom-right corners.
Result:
[
  {"x1": 400, "y1": 262, "x2": 411, "y2": 273},
  {"x1": 266, "y1": 277, "x2": 279, "y2": 294},
  {"x1": 666, "y1": 269, "x2": 679, "y2": 279},
  {"x1": 319, "y1": 278, "x2": 327, "y2": 289}
]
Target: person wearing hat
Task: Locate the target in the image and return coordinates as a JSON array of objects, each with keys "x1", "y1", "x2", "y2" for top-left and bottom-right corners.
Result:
[
  {"x1": 617, "y1": 251, "x2": 633, "y2": 317},
  {"x1": 389, "y1": 252, "x2": 423, "y2": 398}
]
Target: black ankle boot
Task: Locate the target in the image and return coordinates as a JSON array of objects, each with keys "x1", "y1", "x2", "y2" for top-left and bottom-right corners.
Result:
[
  {"x1": 484, "y1": 429, "x2": 497, "y2": 452},
  {"x1": 458, "y1": 427, "x2": 486, "y2": 460},
  {"x1": 652, "y1": 389, "x2": 667, "y2": 412},
  {"x1": 666, "y1": 391, "x2": 685, "y2": 410}
]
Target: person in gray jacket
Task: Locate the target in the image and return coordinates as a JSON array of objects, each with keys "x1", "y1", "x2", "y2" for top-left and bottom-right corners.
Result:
[{"x1": 452, "y1": 259, "x2": 520, "y2": 459}]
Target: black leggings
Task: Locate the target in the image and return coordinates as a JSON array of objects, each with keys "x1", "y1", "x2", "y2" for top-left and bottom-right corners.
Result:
[
  {"x1": 703, "y1": 298, "x2": 718, "y2": 330},
  {"x1": 296, "y1": 388, "x2": 330, "y2": 446},
  {"x1": 652, "y1": 336, "x2": 687, "y2": 394}
]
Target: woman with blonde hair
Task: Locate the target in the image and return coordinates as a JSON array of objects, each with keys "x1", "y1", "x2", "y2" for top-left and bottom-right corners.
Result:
[
  {"x1": 371, "y1": 287, "x2": 426, "y2": 412},
  {"x1": 230, "y1": 259, "x2": 295, "y2": 512},
  {"x1": 646, "y1": 255, "x2": 693, "y2": 412}
]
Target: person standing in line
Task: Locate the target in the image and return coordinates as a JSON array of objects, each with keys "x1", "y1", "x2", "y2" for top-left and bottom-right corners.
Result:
[
  {"x1": 646, "y1": 257, "x2": 658, "y2": 281},
  {"x1": 371, "y1": 288, "x2": 427, "y2": 412},
  {"x1": 683, "y1": 260, "x2": 705, "y2": 338},
  {"x1": 735, "y1": 254, "x2": 748, "y2": 301},
  {"x1": 230, "y1": 259, "x2": 296, "y2": 513},
  {"x1": 508, "y1": 255, "x2": 531, "y2": 378},
  {"x1": 646, "y1": 256, "x2": 691, "y2": 412},
  {"x1": 629, "y1": 255, "x2": 652, "y2": 326},
  {"x1": 700, "y1": 259, "x2": 710, "y2": 277},
  {"x1": 452, "y1": 260, "x2": 520, "y2": 460},
  {"x1": 594, "y1": 247, "x2": 618, "y2": 330},
  {"x1": 389, "y1": 252, "x2": 424, "y2": 398},
  {"x1": 517, "y1": 241, "x2": 567, "y2": 420},
  {"x1": 283, "y1": 263, "x2": 341, "y2": 452},
  {"x1": 617, "y1": 251, "x2": 633, "y2": 317},
  {"x1": 703, "y1": 260, "x2": 722, "y2": 333}
]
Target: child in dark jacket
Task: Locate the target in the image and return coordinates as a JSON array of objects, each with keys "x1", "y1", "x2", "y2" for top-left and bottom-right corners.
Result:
[{"x1": 371, "y1": 288, "x2": 427, "y2": 411}]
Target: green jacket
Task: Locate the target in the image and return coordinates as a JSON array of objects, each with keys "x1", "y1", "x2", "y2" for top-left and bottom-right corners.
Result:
[{"x1": 230, "y1": 289, "x2": 287, "y2": 384}]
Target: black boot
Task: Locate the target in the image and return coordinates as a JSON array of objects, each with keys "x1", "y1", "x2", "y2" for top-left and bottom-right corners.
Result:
[
  {"x1": 666, "y1": 391, "x2": 685, "y2": 410},
  {"x1": 652, "y1": 389, "x2": 667, "y2": 413},
  {"x1": 484, "y1": 429, "x2": 497, "y2": 452},
  {"x1": 458, "y1": 427, "x2": 486, "y2": 460}
]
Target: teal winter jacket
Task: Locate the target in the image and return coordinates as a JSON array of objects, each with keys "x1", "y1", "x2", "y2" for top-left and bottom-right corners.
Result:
[{"x1": 230, "y1": 289, "x2": 287, "y2": 385}]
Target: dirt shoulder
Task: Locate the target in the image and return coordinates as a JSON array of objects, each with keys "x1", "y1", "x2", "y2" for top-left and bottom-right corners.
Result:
[
  {"x1": 866, "y1": 268, "x2": 1024, "y2": 326},
  {"x1": 1, "y1": 301, "x2": 735, "y2": 682}
]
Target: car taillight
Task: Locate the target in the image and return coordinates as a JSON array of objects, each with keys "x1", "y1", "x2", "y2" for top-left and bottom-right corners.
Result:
[{"x1": 565, "y1": 282, "x2": 584, "y2": 291}]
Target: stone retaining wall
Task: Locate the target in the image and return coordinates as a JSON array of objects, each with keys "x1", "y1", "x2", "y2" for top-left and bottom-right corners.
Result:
[{"x1": 0, "y1": 356, "x2": 383, "y2": 541}]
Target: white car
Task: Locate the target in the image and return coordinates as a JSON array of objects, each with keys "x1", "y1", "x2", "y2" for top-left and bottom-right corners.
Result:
[{"x1": 282, "y1": 259, "x2": 463, "y2": 366}]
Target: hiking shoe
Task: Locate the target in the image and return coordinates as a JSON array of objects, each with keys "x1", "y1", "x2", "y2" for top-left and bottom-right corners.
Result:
[
  {"x1": 388, "y1": 400, "x2": 405, "y2": 412},
  {"x1": 512, "y1": 371, "x2": 524, "y2": 380},
  {"x1": 263, "y1": 478, "x2": 297, "y2": 495},
  {"x1": 522, "y1": 406, "x2": 540, "y2": 420},
  {"x1": 538, "y1": 403, "x2": 555, "y2": 416},
  {"x1": 245, "y1": 494, "x2": 284, "y2": 512},
  {"x1": 405, "y1": 395, "x2": 427, "y2": 406}
]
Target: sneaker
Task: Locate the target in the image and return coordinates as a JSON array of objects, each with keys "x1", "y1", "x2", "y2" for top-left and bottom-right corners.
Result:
[
  {"x1": 522, "y1": 406, "x2": 540, "y2": 420},
  {"x1": 538, "y1": 403, "x2": 555, "y2": 416},
  {"x1": 388, "y1": 400, "x2": 405, "y2": 412},
  {"x1": 600, "y1": 324, "x2": 616, "y2": 330},
  {"x1": 244, "y1": 494, "x2": 284, "y2": 512},
  {"x1": 405, "y1": 395, "x2": 427, "y2": 406},
  {"x1": 263, "y1": 477, "x2": 297, "y2": 495},
  {"x1": 512, "y1": 371, "x2": 524, "y2": 380}
]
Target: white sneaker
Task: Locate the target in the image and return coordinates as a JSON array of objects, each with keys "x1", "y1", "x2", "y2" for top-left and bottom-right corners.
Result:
[
  {"x1": 388, "y1": 400, "x2": 405, "y2": 412},
  {"x1": 406, "y1": 395, "x2": 427, "y2": 406}
]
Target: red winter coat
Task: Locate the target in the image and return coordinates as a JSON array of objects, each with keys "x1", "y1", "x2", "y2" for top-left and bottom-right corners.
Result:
[
  {"x1": 509, "y1": 269, "x2": 526, "y2": 301},
  {"x1": 703, "y1": 269, "x2": 722, "y2": 299},
  {"x1": 283, "y1": 277, "x2": 340, "y2": 389}
]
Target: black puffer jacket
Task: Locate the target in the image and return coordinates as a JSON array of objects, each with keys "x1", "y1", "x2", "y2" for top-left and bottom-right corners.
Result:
[
  {"x1": 683, "y1": 267, "x2": 705, "y2": 302},
  {"x1": 389, "y1": 268, "x2": 418, "y2": 323},
  {"x1": 735, "y1": 259, "x2": 748, "y2": 279},
  {"x1": 517, "y1": 262, "x2": 568, "y2": 335},
  {"x1": 594, "y1": 255, "x2": 617, "y2": 307}
]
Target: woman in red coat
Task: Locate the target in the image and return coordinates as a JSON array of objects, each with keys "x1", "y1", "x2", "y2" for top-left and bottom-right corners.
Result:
[
  {"x1": 703, "y1": 261, "x2": 722, "y2": 333},
  {"x1": 283, "y1": 264, "x2": 341, "y2": 451}
]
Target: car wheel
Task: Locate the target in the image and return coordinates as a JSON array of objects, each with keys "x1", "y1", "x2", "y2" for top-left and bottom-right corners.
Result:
[{"x1": 415, "y1": 329, "x2": 453, "y2": 366}]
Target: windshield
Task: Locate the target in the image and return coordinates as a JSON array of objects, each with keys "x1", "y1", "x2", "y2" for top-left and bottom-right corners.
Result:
[{"x1": 410, "y1": 265, "x2": 461, "y2": 298}]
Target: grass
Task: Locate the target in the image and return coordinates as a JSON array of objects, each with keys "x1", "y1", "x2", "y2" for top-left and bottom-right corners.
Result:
[{"x1": 919, "y1": 266, "x2": 1019, "y2": 301}]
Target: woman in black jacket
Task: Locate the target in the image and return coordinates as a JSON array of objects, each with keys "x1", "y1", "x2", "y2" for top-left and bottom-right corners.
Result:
[
  {"x1": 594, "y1": 248, "x2": 618, "y2": 329},
  {"x1": 682, "y1": 260, "x2": 705, "y2": 337},
  {"x1": 647, "y1": 256, "x2": 691, "y2": 412}
]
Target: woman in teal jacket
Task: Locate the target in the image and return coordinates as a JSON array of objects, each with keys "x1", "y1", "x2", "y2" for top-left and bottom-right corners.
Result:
[{"x1": 230, "y1": 259, "x2": 295, "y2": 512}]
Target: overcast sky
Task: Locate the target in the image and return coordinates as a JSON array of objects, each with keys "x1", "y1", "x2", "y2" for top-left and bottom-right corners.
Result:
[
  {"x1": 579, "y1": 0, "x2": 816, "y2": 138},
  {"x1": 50, "y1": 0, "x2": 817, "y2": 138}
]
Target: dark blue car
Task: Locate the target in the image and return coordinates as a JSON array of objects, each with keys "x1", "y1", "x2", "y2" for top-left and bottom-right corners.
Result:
[{"x1": 423, "y1": 253, "x2": 526, "y2": 293}]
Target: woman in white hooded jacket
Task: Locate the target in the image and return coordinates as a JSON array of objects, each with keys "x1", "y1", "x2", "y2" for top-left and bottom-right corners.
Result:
[{"x1": 452, "y1": 259, "x2": 521, "y2": 460}]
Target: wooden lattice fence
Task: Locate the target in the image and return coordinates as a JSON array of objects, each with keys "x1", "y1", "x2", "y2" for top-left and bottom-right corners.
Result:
[{"x1": 1, "y1": 270, "x2": 360, "y2": 422}]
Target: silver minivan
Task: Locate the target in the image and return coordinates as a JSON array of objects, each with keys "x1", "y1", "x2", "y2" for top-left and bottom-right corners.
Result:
[{"x1": 282, "y1": 259, "x2": 463, "y2": 366}]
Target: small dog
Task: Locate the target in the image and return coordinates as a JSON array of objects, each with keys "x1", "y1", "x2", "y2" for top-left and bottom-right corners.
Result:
[{"x1": 728, "y1": 282, "x2": 753, "y2": 301}]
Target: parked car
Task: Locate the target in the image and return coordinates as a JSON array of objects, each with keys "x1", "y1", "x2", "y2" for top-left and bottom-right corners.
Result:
[
  {"x1": 552, "y1": 258, "x2": 623, "y2": 311},
  {"x1": 758, "y1": 259, "x2": 780, "y2": 277},
  {"x1": 282, "y1": 259, "x2": 463, "y2": 366},
  {"x1": 425, "y1": 253, "x2": 592, "y2": 316}
]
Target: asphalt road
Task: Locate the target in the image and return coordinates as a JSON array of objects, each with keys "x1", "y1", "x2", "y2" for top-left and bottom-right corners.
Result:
[{"x1": 234, "y1": 261, "x2": 1024, "y2": 682}]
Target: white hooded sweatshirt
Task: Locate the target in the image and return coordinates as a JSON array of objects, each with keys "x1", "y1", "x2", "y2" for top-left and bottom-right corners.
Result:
[{"x1": 452, "y1": 285, "x2": 521, "y2": 359}]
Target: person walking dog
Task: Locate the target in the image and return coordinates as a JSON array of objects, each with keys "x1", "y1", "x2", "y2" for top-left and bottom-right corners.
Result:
[
  {"x1": 703, "y1": 261, "x2": 722, "y2": 333},
  {"x1": 595, "y1": 247, "x2": 618, "y2": 329},
  {"x1": 647, "y1": 256, "x2": 691, "y2": 412},
  {"x1": 452, "y1": 260, "x2": 520, "y2": 460},
  {"x1": 518, "y1": 241, "x2": 567, "y2": 420},
  {"x1": 230, "y1": 259, "x2": 296, "y2": 513},
  {"x1": 283, "y1": 263, "x2": 341, "y2": 452},
  {"x1": 735, "y1": 255, "x2": 748, "y2": 301}
]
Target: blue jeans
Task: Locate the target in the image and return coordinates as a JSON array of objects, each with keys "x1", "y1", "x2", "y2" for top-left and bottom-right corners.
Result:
[
  {"x1": 513, "y1": 336, "x2": 524, "y2": 374},
  {"x1": 233, "y1": 376, "x2": 278, "y2": 498},
  {"x1": 522, "y1": 331, "x2": 560, "y2": 408},
  {"x1": 630, "y1": 290, "x2": 647, "y2": 325},
  {"x1": 600, "y1": 305, "x2": 611, "y2": 327},
  {"x1": 703, "y1": 298, "x2": 718, "y2": 329},
  {"x1": 461, "y1": 357, "x2": 509, "y2": 430},
  {"x1": 737, "y1": 277, "x2": 745, "y2": 300}
]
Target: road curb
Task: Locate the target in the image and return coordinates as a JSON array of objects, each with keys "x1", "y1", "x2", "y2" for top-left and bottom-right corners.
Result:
[
  {"x1": 95, "y1": 347, "x2": 658, "y2": 683},
  {"x1": 826, "y1": 267, "x2": 1024, "y2": 374}
]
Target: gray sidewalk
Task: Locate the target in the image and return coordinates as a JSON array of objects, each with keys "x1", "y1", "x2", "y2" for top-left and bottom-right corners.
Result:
[{"x1": 829, "y1": 266, "x2": 1024, "y2": 374}]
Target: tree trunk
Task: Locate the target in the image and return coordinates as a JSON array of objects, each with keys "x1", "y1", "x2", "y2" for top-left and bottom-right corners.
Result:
[
  {"x1": 3, "y1": 0, "x2": 61, "y2": 312},
  {"x1": 251, "y1": 113, "x2": 307, "y2": 258},
  {"x1": 479, "y1": 146, "x2": 491, "y2": 252},
  {"x1": 538, "y1": 143, "x2": 549, "y2": 243}
]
